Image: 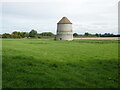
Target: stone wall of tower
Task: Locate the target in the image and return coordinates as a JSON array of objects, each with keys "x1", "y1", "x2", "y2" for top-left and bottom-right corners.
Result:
[{"x1": 56, "y1": 24, "x2": 73, "y2": 40}]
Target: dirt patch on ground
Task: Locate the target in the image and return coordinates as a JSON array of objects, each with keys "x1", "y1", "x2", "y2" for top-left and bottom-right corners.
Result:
[{"x1": 74, "y1": 37, "x2": 119, "y2": 40}]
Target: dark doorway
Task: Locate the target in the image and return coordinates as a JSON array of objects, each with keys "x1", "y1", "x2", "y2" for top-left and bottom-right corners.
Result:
[{"x1": 60, "y1": 38, "x2": 62, "y2": 40}]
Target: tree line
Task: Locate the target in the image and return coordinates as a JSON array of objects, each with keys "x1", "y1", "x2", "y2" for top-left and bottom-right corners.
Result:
[
  {"x1": 1, "y1": 30, "x2": 55, "y2": 38},
  {"x1": 73, "y1": 32, "x2": 120, "y2": 37},
  {"x1": 1, "y1": 30, "x2": 120, "y2": 38}
]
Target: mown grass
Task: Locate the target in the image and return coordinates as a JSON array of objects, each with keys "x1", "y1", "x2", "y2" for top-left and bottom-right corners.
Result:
[{"x1": 2, "y1": 39, "x2": 119, "y2": 88}]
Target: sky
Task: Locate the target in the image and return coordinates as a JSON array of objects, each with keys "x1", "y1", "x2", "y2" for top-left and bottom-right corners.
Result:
[{"x1": 0, "y1": 0, "x2": 119, "y2": 34}]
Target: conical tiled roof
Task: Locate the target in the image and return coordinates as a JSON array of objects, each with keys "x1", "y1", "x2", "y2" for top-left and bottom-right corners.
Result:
[{"x1": 57, "y1": 17, "x2": 72, "y2": 24}]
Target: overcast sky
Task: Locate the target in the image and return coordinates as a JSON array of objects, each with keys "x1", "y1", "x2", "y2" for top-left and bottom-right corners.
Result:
[{"x1": 0, "y1": 0, "x2": 119, "y2": 34}]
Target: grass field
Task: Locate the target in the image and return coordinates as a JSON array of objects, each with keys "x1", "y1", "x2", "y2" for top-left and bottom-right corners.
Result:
[{"x1": 2, "y1": 39, "x2": 119, "y2": 88}]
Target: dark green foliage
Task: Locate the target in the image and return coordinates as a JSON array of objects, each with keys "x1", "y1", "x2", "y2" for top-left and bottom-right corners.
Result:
[
  {"x1": 84, "y1": 32, "x2": 90, "y2": 36},
  {"x1": 2, "y1": 33, "x2": 11, "y2": 38},
  {"x1": 29, "y1": 30, "x2": 37, "y2": 38},
  {"x1": 12, "y1": 31, "x2": 21, "y2": 35},
  {"x1": 73, "y1": 33, "x2": 78, "y2": 36},
  {"x1": 40, "y1": 32, "x2": 55, "y2": 36},
  {"x1": 95, "y1": 33, "x2": 100, "y2": 37},
  {"x1": 74, "y1": 33, "x2": 120, "y2": 37},
  {"x1": 2, "y1": 31, "x2": 120, "y2": 39},
  {"x1": 100, "y1": 33, "x2": 120, "y2": 37},
  {"x1": 20, "y1": 32, "x2": 29, "y2": 38},
  {"x1": 2, "y1": 39, "x2": 119, "y2": 88},
  {"x1": 2, "y1": 31, "x2": 29, "y2": 38}
]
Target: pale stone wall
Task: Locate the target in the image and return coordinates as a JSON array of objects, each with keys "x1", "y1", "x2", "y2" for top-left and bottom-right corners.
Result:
[
  {"x1": 56, "y1": 24, "x2": 73, "y2": 40},
  {"x1": 57, "y1": 24, "x2": 72, "y2": 32}
]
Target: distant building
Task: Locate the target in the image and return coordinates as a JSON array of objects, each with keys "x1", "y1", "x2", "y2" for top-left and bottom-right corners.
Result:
[{"x1": 55, "y1": 17, "x2": 73, "y2": 40}]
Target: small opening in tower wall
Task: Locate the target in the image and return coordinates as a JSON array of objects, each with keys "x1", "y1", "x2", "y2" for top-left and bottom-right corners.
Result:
[{"x1": 60, "y1": 38, "x2": 62, "y2": 40}]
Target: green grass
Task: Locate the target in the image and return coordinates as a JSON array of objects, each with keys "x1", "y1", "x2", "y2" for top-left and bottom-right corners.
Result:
[{"x1": 2, "y1": 39, "x2": 119, "y2": 88}]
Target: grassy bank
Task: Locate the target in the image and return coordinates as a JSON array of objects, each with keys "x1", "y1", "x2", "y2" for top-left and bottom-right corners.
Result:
[{"x1": 2, "y1": 39, "x2": 119, "y2": 88}]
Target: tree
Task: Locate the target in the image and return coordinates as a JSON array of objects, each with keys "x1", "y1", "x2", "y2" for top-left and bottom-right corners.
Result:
[
  {"x1": 12, "y1": 31, "x2": 21, "y2": 38},
  {"x1": 2, "y1": 33, "x2": 11, "y2": 38},
  {"x1": 84, "y1": 32, "x2": 89, "y2": 36},
  {"x1": 99, "y1": 33, "x2": 101, "y2": 37},
  {"x1": 20, "y1": 32, "x2": 29, "y2": 38},
  {"x1": 40, "y1": 32, "x2": 55, "y2": 36},
  {"x1": 73, "y1": 33, "x2": 78, "y2": 37},
  {"x1": 95, "y1": 33, "x2": 100, "y2": 37},
  {"x1": 37, "y1": 34, "x2": 42, "y2": 38},
  {"x1": 12, "y1": 31, "x2": 21, "y2": 35},
  {"x1": 12, "y1": 31, "x2": 30, "y2": 38},
  {"x1": 29, "y1": 30, "x2": 37, "y2": 38}
]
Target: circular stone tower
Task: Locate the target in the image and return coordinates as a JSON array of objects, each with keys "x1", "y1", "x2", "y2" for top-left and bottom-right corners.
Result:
[{"x1": 56, "y1": 17, "x2": 73, "y2": 40}]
